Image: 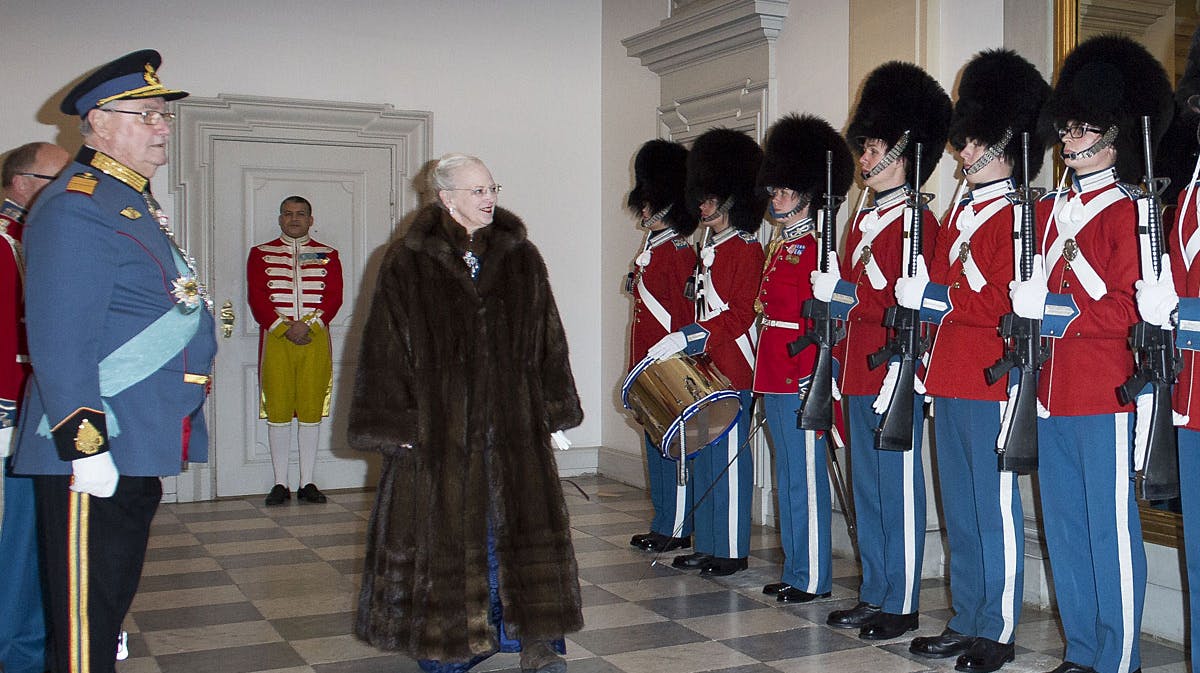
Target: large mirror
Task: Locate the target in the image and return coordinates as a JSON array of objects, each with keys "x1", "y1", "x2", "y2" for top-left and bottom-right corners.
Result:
[{"x1": 1054, "y1": 0, "x2": 1198, "y2": 548}]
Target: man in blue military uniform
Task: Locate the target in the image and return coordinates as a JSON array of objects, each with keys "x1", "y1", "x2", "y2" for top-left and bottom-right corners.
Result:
[{"x1": 12, "y1": 50, "x2": 216, "y2": 673}]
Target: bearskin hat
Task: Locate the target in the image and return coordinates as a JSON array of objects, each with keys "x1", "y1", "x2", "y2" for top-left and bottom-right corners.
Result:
[
  {"x1": 1156, "y1": 26, "x2": 1200, "y2": 205},
  {"x1": 1039, "y1": 34, "x2": 1173, "y2": 184},
  {"x1": 685, "y1": 128, "x2": 766, "y2": 233},
  {"x1": 626, "y1": 139, "x2": 698, "y2": 236},
  {"x1": 756, "y1": 114, "x2": 855, "y2": 207},
  {"x1": 949, "y1": 49, "x2": 1050, "y2": 182},
  {"x1": 846, "y1": 61, "x2": 952, "y2": 188}
]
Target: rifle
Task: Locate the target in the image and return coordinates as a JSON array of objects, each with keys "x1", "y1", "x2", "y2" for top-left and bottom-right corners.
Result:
[
  {"x1": 789, "y1": 150, "x2": 847, "y2": 431},
  {"x1": 867, "y1": 142, "x2": 931, "y2": 451},
  {"x1": 1117, "y1": 115, "x2": 1180, "y2": 501},
  {"x1": 984, "y1": 132, "x2": 1046, "y2": 473}
]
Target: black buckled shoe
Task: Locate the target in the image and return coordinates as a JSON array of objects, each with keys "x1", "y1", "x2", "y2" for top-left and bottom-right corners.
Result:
[
  {"x1": 826, "y1": 601, "x2": 880, "y2": 628},
  {"x1": 672, "y1": 552, "x2": 712, "y2": 569},
  {"x1": 777, "y1": 587, "x2": 831, "y2": 603},
  {"x1": 699, "y1": 556, "x2": 748, "y2": 576},
  {"x1": 955, "y1": 638, "x2": 1015, "y2": 672},
  {"x1": 644, "y1": 534, "x2": 691, "y2": 553},
  {"x1": 910, "y1": 628, "x2": 976, "y2": 658},
  {"x1": 763, "y1": 582, "x2": 790, "y2": 595},
  {"x1": 859, "y1": 611, "x2": 918, "y2": 640},
  {"x1": 297, "y1": 483, "x2": 327, "y2": 503},
  {"x1": 264, "y1": 484, "x2": 290, "y2": 506},
  {"x1": 630, "y1": 532, "x2": 654, "y2": 548},
  {"x1": 1043, "y1": 663, "x2": 1097, "y2": 673}
]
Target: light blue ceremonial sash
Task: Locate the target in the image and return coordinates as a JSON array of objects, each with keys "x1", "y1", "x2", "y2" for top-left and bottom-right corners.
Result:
[{"x1": 39, "y1": 243, "x2": 201, "y2": 438}]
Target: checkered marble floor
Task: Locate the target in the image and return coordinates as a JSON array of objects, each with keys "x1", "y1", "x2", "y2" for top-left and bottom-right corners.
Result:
[{"x1": 118, "y1": 476, "x2": 1187, "y2": 673}]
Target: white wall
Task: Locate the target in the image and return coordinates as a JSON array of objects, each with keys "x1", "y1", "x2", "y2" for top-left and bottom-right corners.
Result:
[{"x1": 0, "y1": 0, "x2": 607, "y2": 448}]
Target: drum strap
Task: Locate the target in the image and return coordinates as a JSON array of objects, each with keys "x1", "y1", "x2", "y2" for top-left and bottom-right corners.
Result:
[{"x1": 636, "y1": 275, "x2": 673, "y2": 333}]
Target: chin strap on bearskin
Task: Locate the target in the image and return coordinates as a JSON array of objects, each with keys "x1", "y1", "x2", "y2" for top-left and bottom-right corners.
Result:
[
  {"x1": 701, "y1": 195, "x2": 735, "y2": 223},
  {"x1": 963, "y1": 127, "x2": 1015, "y2": 176},
  {"x1": 640, "y1": 204, "x2": 672, "y2": 229},
  {"x1": 770, "y1": 192, "x2": 810, "y2": 221},
  {"x1": 1061, "y1": 125, "x2": 1119, "y2": 162},
  {"x1": 863, "y1": 130, "x2": 911, "y2": 180}
]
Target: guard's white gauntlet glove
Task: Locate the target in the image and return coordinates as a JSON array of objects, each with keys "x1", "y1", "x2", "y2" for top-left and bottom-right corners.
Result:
[
  {"x1": 71, "y1": 452, "x2": 119, "y2": 498},
  {"x1": 1135, "y1": 254, "x2": 1178, "y2": 329}
]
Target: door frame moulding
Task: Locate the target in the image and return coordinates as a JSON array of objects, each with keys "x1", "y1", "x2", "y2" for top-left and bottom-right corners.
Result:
[{"x1": 167, "y1": 94, "x2": 431, "y2": 502}]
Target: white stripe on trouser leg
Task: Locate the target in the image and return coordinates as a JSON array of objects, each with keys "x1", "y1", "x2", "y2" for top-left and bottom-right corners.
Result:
[
  {"x1": 805, "y1": 429, "x2": 819, "y2": 593},
  {"x1": 998, "y1": 469, "x2": 1017, "y2": 642},
  {"x1": 672, "y1": 478, "x2": 687, "y2": 535},
  {"x1": 727, "y1": 422, "x2": 740, "y2": 556},
  {"x1": 902, "y1": 446, "x2": 916, "y2": 614},
  {"x1": 1115, "y1": 412, "x2": 1134, "y2": 673}
]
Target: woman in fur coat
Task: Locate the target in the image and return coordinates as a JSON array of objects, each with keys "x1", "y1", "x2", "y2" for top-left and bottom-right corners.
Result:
[{"x1": 348, "y1": 153, "x2": 584, "y2": 673}]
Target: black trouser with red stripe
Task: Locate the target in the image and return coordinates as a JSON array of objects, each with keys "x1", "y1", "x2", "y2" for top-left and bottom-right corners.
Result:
[{"x1": 34, "y1": 475, "x2": 160, "y2": 673}]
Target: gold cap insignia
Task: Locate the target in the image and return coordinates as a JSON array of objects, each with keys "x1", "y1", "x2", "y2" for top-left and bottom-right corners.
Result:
[
  {"x1": 76, "y1": 418, "x2": 105, "y2": 455},
  {"x1": 119, "y1": 207, "x2": 142, "y2": 220},
  {"x1": 144, "y1": 63, "x2": 162, "y2": 87}
]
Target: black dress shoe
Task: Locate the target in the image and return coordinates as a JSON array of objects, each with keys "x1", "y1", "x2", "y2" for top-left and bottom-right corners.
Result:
[
  {"x1": 777, "y1": 587, "x2": 831, "y2": 603},
  {"x1": 826, "y1": 601, "x2": 880, "y2": 628},
  {"x1": 1043, "y1": 663, "x2": 1096, "y2": 673},
  {"x1": 859, "y1": 611, "x2": 918, "y2": 640},
  {"x1": 699, "y1": 556, "x2": 748, "y2": 576},
  {"x1": 644, "y1": 534, "x2": 691, "y2": 553},
  {"x1": 672, "y1": 552, "x2": 712, "y2": 569},
  {"x1": 763, "y1": 582, "x2": 790, "y2": 595},
  {"x1": 909, "y1": 628, "x2": 976, "y2": 658},
  {"x1": 264, "y1": 484, "x2": 290, "y2": 506},
  {"x1": 297, "y1": 483, "x2": 327, "y2": 503},
  {"x1": 955, "y1": 638, "x2": 1014, "y2": 672},
  {"x1": 630, "y1": 532, "x2": 654, "y2": 548}
]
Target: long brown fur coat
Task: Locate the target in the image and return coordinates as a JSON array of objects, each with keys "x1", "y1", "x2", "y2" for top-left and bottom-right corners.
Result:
[{"x1": 348, "y1": 203, "x2": 584, "y2": 662}]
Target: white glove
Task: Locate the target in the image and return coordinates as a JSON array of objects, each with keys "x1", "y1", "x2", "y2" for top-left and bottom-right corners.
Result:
[
  {"x1": 550, "y1": 430, "x2": 572, "y2": 451},
  {"x1": 1010, "y1": 254, "x2": 1049, "y2": 320},
  {"x1": 872, "y1": 361, "x2": 900, "y2": 415},
  {"x1": 811, "y1": 271, "x2": 841, "y2": 303},
  {"x1": 0, "y1": 426, "x2": 13, "y2": 459},
  {"x1": 894, "y1": 257, "x2": 930, "y2": 310},
  {"x1": 648, "y1": 331, "x2": 688, "y2": 361},
  {"x1": 1135, "y1": 254, "x2": 1178, "y2": 329},
  {"x1": 71, "y1": 452, "x2": 119, "y2": 498}
]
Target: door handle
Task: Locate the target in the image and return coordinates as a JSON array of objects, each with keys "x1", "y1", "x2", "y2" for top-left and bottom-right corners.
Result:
[{"x1": 220, "y1": 300, "x2": 235, "y2": 338}]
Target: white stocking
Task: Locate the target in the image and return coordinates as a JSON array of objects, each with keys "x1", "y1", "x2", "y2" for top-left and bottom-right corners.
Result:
[
  {"x1": 267, "y1": 422, "x2": 292, "y2": 487},
  {"x1": 298, "y1": 422, "x2": 320, "y2": 486}
]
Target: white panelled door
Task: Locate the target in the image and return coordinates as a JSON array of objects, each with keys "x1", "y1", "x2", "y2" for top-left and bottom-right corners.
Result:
[{"x1": 211, "y1": 139, "x2": 393, "y2": 497}]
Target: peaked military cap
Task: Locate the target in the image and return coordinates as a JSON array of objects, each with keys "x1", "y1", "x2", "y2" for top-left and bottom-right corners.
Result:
[{"x1": 61, "y1": 49, "x2": 188, "y2": 118}]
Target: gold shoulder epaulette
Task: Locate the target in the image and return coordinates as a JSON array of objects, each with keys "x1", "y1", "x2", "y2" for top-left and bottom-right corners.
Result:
[{"x1": 66, "y1": 172, "x2": 98, "y2": 196}]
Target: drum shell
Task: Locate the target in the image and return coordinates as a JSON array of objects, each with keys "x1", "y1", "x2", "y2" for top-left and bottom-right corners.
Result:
[{"x1": 623, "y1": 354, "x2": 742, "y2": 460}]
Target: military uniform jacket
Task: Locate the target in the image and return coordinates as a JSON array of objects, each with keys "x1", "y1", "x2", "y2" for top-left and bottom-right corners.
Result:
[
  {"x1": 835, "y1": 188, "x2": 939, "y2": 396},
  {"x1": 752, "y1": 218, "x2": 817, "y2": 394},
  {"x1": 1034, "y1": 169, "x2": 1139, "y2": 416},
  {"x1": 13, "y1": 148, "x2": 217, "y2": 477},
  {"x1": 923, "y1": 180, "x2": 1016, "y2": 401},
  {"x1": 696, "y1": 228, "x2": 764, "y2": 390},
  {"x1": 0, "y1": 200, "x2": 30, "y2": 429},
  {"x1": 627, "y1": 229, "x2": 696, "y2": 370},
  {"x1": 1167, "y1": 182, "x2": 1200, "y2": 430},
  {"x1": 247, "y1": 234, "x2": 343, "y2": 335}
]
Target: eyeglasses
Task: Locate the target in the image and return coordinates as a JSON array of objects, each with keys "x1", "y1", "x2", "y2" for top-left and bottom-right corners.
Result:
[
  {"x1": 1057, "y1": 123, "x2": 1105, "y2": 139},
  {"x1": 100, "y1": 108, "x2": 176, "y2": 125},
  {"x1": 764, "y1": 186, "x2": 797, "y2": 198},
  {"x1": 446, "y1": 185, "x2": 502, "y2": 197},
  {"x1": 17, "y1": 172, "x2": 56, "y2": 181}
]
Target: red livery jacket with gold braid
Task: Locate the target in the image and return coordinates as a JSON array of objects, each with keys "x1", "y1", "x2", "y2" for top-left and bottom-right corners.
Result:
[
  {"x1": 1167, "y1": 182, "x2": 1200, "y2": 430},
  {"x1": 627, "y1": 229, "x2": 697, "y2": 370},
  {"x1": 753, "y1": 218, "x2": 817, "y2": 394},
  {"x1": 695, "y1": 228, "x2": 765, "y2": 390},
  {"x1": 247, "y1": 234, "x2": 344, "y2": 337},
  {"x1": 0, "y1": 199, "x2": 29, "y2": 428},
  {"x1": 1034, "y1": 170, "x2": 1139, "y2": 416},
  {"x1": 834, "y1": 188, "x2": 939, "y2": 396},
  {"x1": 922, "y1": 181, "x2": 1015, "y2": 401}
]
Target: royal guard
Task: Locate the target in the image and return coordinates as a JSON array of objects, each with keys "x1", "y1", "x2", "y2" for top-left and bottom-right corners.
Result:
[
  {"x1": 812, "y1": 61, "x2": 950, "y2": 640},
  {"x1": 647, "y1": 127, "x2": 766, "y2": 577},
  {"x1": 1138, "y1": 25, "x2": 1200, "y2": 673},
  {"x1": 895, "y1": 50, "x2": 1049, "y2": 673},
  {"x1": 624, "y1": 139, "x2": 699, "y2": 554},
  {"x1": 753, "y1": 114, "x2": 853, "y2": 603},
  {"x1": 1013, "y1": 35, "x2": 1172, "y2": 673},
  {"x1": 247, "y1": 196, "x2": 344, "y2": 505}
]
